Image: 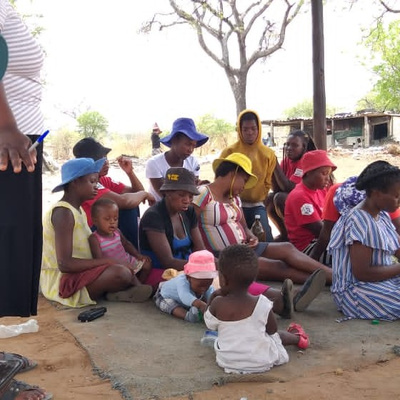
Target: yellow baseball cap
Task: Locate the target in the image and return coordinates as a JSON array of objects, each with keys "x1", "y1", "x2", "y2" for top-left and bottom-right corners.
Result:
[{"x1": 212, "y1": 152, "x2": 258, "y2": 189}]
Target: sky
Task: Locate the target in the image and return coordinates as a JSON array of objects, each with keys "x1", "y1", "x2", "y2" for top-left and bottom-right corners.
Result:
[{"x1": 15, "y1": 0, "x2": 389, "y2": 135}]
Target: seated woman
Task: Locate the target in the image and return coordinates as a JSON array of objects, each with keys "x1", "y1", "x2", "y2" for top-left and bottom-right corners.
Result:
[
  {"x1": 140, "y1": 166, "x2": 324, "y2": 317},
  {"x1": 329, "y1": 161, "x2": 400, "y2": 321},
  {"x1": 139, "y1": 167, "x2": 205, "y2": 285},
  {"x1": 41, "y1": 158, "x2": 153, "y2": 307},
  {"x1": 145, "y1": 117, "x2": 209, "y2": 202},
  {"x1": 191, "y1": 153, "x2": 331, "y2": 313},
  {"x1": 284, "y1": 150, "x2": 336, "y2": 264},
  {"x1": 266, "y1": 130, "x2": 316, "y2": 241}
]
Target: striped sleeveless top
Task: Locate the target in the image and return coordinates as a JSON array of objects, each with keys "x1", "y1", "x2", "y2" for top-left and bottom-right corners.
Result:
[
  {"x1": 0, "y1": 0, "x2": 44, "y2": 135},
  {"x1": 93, "y1": 230, "x2": 135, "y2": 265}
]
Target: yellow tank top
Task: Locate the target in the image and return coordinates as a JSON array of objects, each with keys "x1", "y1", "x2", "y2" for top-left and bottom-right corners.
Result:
[{"x1": 40, "y1": 201, "x2": 96, "y2": 308}]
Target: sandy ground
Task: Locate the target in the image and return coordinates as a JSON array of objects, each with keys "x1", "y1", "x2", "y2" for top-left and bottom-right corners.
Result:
[{"x1": 3, "y1": 147, "x2": 400, "y2": 400}]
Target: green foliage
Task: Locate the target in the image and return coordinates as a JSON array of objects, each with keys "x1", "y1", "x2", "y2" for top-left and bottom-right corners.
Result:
[
  {"x1": 196, "y1": 114, "x2": 235, "y2": 150},
  {"x1": 283, "y1": 99, "x2": 337, "y2": 118},
  {"x1": 361, "y1": 20, "x2": 400, "y2": 112},
  {"x1": 77, "y1": 111, "x2": 108, "y2": 140}
]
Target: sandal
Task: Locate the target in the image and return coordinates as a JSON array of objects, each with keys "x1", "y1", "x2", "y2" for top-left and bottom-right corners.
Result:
[
  {"x1": 278, "y1": 279, "x2": 293, "y2": 319},
  {"x1": 293, "y1": 269, "x2": 326, "y2": 312},
  {"x1": 2, "y1": 379, "x2": 52, "y2": 400},
  {"x1": 106, "y1": 284, "x2": 153, "y2": 303},
  {"x1": 0, "y1": 353, "x2": 37, "y2": 373},
  {"x1": 287, "y1": 322, "x2": 310, "y2": 350}
]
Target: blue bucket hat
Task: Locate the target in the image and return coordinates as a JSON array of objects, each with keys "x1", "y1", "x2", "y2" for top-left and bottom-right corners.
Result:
[
  {"x1": 52, "y1": 158, "x2": 106, "y2": 193},
  {"x1": 160, "y1": 118, "x2": 209, "y2": 148},
  {"x1": 0, "y1": 34, "x2": 8, "y2": 80}
]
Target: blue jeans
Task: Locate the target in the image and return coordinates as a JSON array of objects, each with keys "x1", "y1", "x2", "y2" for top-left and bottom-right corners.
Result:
[
  {"x1": 118, "y1": 207, "x2": 140, "y2": 249},
  {"x1": 242, "y1": 205, "x2": 273, "y2": 242}
]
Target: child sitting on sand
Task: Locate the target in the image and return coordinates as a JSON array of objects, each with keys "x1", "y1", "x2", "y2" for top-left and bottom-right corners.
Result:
[
  {"x1": 154, "y1": 250, "x2": 217, "y2": 322},
  {"x1": 204, "y1": 244, "x2": 309, "y2": 374},
  {"x1": 89, "y1": 197, "x2": 153, "y2": 302}
]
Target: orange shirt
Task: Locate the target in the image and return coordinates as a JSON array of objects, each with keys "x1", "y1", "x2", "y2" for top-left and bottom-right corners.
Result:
[{"x1": 322, "y1": 183, "x2": 400, "y2": 222}]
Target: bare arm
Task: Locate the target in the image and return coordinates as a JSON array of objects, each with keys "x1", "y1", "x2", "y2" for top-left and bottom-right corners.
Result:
[
  {"x1": 190, "y1": 225, "x2": 206, "y2": 252},
  {"x1": 240, "y1": 211, "x2": 258, "y2": 247},
  {"x1": 88, "y1": 233, "x2": 104, "y2": 259},
  {"x1": 350, "y1": 241, "x2": 400, "y2": 282},
  {"x1": 52, "y1": 207, "x2": 114, "y2": 273},
  {"x1": 303, "y1": 220, "x2": 323, "y2": 239},
  {"x1": 149, "y1": 177, "x2": 163, "y2": 199},
  {"x1": 309, "y1": 220, "x2": 335, "y2": 260},
  {"x1": 272, "y1": 163, "x2": 295, "y2": 193},
  {"x1": 265, "y1": 310, "x2": 278, "y2": 335},
  {"x1": 119, "y1": 229, "x2": 141, "y2": 258},
  {"x1": 117, "y1": 155, "x2": 144, "y2": 192},
  {"x1": 0, "y1": 82, "x2": 35, "y2": 172},
  {"x1": 192, "y1": 298, "x2": 208, "y2": 313},
  {"x1": 101, "y1": 190, "x2": 154, "y2": 209}
]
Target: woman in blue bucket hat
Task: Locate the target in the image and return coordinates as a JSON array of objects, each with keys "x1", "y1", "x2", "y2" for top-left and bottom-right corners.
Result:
[
  {"x1": 146, "y1": 117, "x2": 209, "y2": 201},
  {"x1": 41, "y1": 158, "x2": 153, "y2": 308}
]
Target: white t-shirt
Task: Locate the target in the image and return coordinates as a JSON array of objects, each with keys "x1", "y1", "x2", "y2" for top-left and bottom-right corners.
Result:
[{"x1": 145, "y1": 153, "x2": 200, "y2": 201}]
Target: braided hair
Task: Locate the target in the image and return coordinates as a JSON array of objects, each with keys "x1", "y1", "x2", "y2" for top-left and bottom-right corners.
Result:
[
  {"x1": 289, "y1": 130, "x2": 316, "y2": 151},
  {"x1": 355, "y1": 160, "x2": 400, "y2": 195}
]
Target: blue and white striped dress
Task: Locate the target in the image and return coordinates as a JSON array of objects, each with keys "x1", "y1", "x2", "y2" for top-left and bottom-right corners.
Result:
[{"x1": 329, "y1": 208, "x2": 400, "y2": 321}]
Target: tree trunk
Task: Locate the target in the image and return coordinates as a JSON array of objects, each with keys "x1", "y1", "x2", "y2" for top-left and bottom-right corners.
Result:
[
  {"x1": 225, "y1": 69, "x2": 247, "y2": 116},
  {"x1": 312, "y1": 0, "x2": 327, "y2": 150}
]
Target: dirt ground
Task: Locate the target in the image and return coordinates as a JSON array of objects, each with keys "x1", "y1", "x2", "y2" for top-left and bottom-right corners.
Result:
[{"x1": 3, "y1": 148, "x2": 400, "y2": 400}]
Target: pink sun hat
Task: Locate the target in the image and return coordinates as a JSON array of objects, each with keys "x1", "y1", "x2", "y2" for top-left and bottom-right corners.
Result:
[{"x1": 184, "y1": 250, "x2": 218, "y2": 279}]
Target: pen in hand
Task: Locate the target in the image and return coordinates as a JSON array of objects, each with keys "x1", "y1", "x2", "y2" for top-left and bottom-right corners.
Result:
[{"x1": 29, "y1": 130, "x2": 50, "y2": 152}]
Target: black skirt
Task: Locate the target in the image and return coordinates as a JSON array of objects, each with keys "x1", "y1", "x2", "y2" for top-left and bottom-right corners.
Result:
[{"x1": 0, "y1": 135, "x2": 42, "y2": 317}]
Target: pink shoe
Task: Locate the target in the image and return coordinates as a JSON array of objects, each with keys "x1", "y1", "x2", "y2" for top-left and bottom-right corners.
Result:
[{"x1": 287, "y1": 322, "x2": 310, "y2": 349}]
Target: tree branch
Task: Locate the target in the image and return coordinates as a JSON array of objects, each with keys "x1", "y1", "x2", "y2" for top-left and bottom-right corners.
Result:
[{"x1": 379, "y1": 0, "x2": 400, "y2": 13}]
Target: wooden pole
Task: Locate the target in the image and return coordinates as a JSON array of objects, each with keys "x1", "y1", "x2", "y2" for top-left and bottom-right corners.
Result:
[{"x1": 312, "y1": 0, "x2": 327, "y2": 150}]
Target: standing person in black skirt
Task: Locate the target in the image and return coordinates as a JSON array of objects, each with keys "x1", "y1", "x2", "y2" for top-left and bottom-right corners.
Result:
[{"x1": 0, "y1": 12, "x2": 52, "y2": 398}]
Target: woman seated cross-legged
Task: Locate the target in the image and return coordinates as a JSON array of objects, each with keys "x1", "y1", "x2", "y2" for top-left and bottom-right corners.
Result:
[{"x1": 139, "y1": 167, "x2": 326, "y2": 318}]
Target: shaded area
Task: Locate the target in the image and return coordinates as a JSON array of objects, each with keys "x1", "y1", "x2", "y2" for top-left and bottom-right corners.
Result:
[{"x1": 54, "y1": 286, "x2": 400, "y2": 400}]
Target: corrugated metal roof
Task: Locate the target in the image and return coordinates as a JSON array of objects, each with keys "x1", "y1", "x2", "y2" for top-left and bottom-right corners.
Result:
[{"x1": 261, "y1": 111, "x2": 400, "y2": 125}]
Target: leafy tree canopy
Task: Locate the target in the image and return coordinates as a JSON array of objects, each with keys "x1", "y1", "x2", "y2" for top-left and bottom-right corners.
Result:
[
  {"x1": 358, "y1": 20, "x2": 400, "y2": 113},
  {"x1": 196, "y1": 113, "x2": 235, "y2": 149},
  {"x1": 77, "y1": 111, "x2": 108, "y2": 139},
  {"x1": 283, "y1": 98, "x2": 337, "y2": 119}
]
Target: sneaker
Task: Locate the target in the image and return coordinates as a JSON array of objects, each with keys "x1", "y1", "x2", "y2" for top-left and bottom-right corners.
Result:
[{"x1": 293, "y1": 269, "x2": 326, "y2": 312}]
